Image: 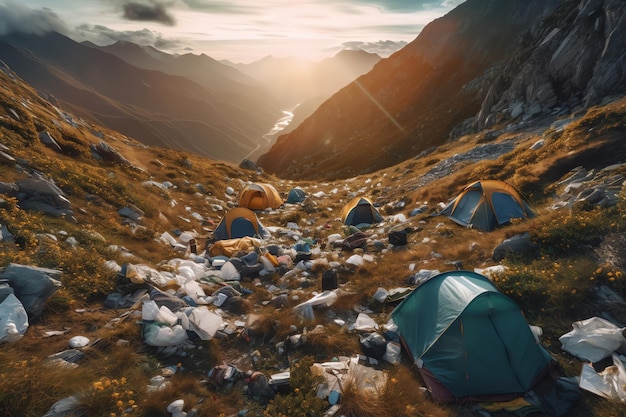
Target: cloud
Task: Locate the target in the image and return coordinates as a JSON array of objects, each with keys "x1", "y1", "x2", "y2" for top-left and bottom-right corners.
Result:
[
  {"x1": 441, "y1": 0, "x2": 466, "y2": 7},
  {"x1": 180, "y1": 0, "x2": 253, "y2": 14},
  {"x1": 0, "y1": 0, "x2": 69, "y2": 36},
  {"x1": 336, "y1": 0, "x2": 465, "y2": 13},
  {"x1": 75, "y1": 23, "x2": 184, "y2": 50},
  {"x1": 341, "y1": 40, "x2": 407, "y2": 57},
  {"x1": 120, "y1": 1, "x2": 176, "y2": 26}
]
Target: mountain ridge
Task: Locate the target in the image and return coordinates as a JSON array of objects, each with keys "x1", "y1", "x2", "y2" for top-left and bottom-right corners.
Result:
[
  {"x1": 256, "y1": 0, "x2": 626, "y2": 181},
  {"x1": 0, "y1": 31, "x2": 281, "y2": 163}
]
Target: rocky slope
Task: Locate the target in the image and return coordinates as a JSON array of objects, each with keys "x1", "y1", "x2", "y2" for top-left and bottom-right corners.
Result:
[
  {"x1": 469, "y1": 0, "x2": 626, "y2": 132},
  {"x1": 0, "y1": 31, "x2": 281, "y2": 164}
]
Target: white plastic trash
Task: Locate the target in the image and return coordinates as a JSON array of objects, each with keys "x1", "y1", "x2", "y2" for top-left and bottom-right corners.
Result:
[
  {"x1": 220, "y1": 261, "x2": 240, "y2": 281},
  {"x1": 143, "y1": 323, "x2": 187, "y2": 346},
  {"x1": 68, "y1": 335, "x2": 90, "y2": 348},
  {"x1": 354, "y1": 313, "x2": 378, "y2": 332},
  {"x1": 211, "y1": 258, "x2": 226, "y2": 268},
  {"x1": 559, "y1": 316, "x2": 626, "y2": 362},
  {"x1": 579, "y1": 354, "x2": 626, "y2": 402},
  {"x1": 157, "y1": 305, "x2": 179, "y2": 326},
  {"x1": 327, "y1": 234, "x2": 343, "y2": 246},
  {"x1": 178, "y1": 231, "x2": 196, "y2": 243},
  {"x1": 0, "y1": 294, "x2": 28, "y2": 343},
  {"x1": 182, "y1": 280, "x2": 206, "y2": 302},
  {"x1": 529, "y1": 325, "x2": 543, "y2": 343},
  {"x1": 383, "y1": 341, "x2": 401, "y2": 365},
  {"x1": 213, "y1": 293, "x2": 228, "y2": 307},
  {"x1": 177, "y1": 266, "x2": 196, "y2": 280},
  {"x1": 187, "y1": 307, "x2": 222, "y2": 340},
  {"x1": 373, "y1": 288, "x2": 389, "y2": 303},
  {"x1": 167, "y1": 399, "x2": 185, "y2": 414},
  {"x1": 142, "y1": 300, "x2": 160, "y2": 321},
  {"x1": 346, "y1": 254, "x2": 364, "y2": 267},
  {"x1": 293, "y1": 291, "x2": 338, "y2": 313}
]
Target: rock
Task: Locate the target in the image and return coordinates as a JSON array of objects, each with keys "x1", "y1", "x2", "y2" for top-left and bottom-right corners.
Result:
[
  {"x1": 15, "y1": 176, "x2": 73, "y2": 218},
  {"x1": 38, "y1": 131, "x2": 63, "y2": 152},
  {"x1": 475, "y1": 0, "x2": 626, "y2": 130},
  {"x1": 245, "y1": 372, "x2": 275, "y2": 404},
  {"x1": 492, "y1": 233, "x2": 539, "y2": 262},
  {"x1": 0, "y1": 263, "x2": 63, "y2": 319},
  {"x1": 90, "y1": 141, "x2": 131, "y2": 165},
  {"x1": 41, "y1": 396, "x2": 84, "y2": 417},
  {"x1": 239, "y1": 159, "x2": 259, "y2": 172},
  {"x1": 0, "y1": 149, "x2": 16, "y2": 165}
]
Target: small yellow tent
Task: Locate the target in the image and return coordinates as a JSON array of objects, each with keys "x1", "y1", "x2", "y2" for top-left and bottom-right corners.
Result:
[
  {"x1": 238, "y1": 183, "x2": 283, "y2": 210},
  {"x1": 339, "y1": 196, "x2": 383, "y2": 226},
  {"x1": 213, "y1": 207, "x2": 270, "y2": 240}
]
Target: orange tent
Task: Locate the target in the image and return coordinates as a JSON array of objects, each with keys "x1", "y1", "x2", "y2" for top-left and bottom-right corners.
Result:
[{"x1": 238, "y1": 183, "x2": 282, "y2": 210}]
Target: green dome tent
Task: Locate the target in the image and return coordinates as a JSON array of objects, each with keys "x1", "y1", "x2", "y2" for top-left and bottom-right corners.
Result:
[
  {"x1": 391, "y1": 270, "x2": 553, "y2": 403},
  {"x1": 440, "y1": 180, "x2": 535, "y2": 231}
]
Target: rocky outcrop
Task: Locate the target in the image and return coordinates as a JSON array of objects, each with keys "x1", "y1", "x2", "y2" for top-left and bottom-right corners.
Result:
[
  {"x1": 90, "y1": 141, "x2": 130, "y2": 166},
  {"x1": 473, "y1": 0, "x2": 626, "y2": 131},
  {"x1": 1, "y1": 175, "x2": 74, "y2": 219}
]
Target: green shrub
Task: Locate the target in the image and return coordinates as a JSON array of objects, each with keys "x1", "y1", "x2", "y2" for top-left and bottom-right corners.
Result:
[{"x1": 263, "y1": 356, "x2": 326, "y2": 417}]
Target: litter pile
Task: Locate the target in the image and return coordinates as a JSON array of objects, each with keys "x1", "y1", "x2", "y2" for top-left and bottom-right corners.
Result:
[{"x1": 2, "y1": 167, "x2": 626, "y2": 417}]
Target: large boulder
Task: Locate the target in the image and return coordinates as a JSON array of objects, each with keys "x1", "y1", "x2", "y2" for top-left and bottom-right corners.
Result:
[{"x1": 0, "y1": 264, "x2": 62, "y2": 319}]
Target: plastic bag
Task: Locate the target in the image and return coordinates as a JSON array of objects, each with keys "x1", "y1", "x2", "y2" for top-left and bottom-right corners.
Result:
[
  {"x1": 0, "y1": 293, "x2": 29, "y2": 343},
  {"x1": 579, "y1": 354, "x2": 626, "y2": 402},
  {"x1": 143, "y1": 322, "x2": 187, "y2": 346},
  {"x1": 141, "y1": 300, "x2": 160, "y2": 321},
  {"x1": 559, "y1": 317, "x2": 626, "y2": 362},
  {"x1": 383, "y1": 341, "x2": 401, "y2": 365}
]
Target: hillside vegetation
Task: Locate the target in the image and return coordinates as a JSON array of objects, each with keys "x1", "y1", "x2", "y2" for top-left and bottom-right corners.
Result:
[{"x1": 1, "y1": 63, "x2": 626, "y2": 417}]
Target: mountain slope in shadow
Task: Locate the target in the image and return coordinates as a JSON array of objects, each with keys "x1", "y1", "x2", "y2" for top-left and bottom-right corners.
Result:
[
  {"x1": 256, "y1": 0, "x2": 562, "y2": 180},
  {"x1": 0, "y1": 32, "x2": 281, "y2": 163}
]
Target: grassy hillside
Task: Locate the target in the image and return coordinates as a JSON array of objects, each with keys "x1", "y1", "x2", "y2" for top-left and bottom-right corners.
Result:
[{"x1": 1, "y1": 64, "x2": 626, "y2": 417}]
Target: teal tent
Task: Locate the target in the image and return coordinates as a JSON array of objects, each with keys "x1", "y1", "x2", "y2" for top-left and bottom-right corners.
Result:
[
  {"x1": 287, "y1": 187, "x2": 306, "y2": 204},
  {"x1": 391, "y1": 271, "x2": 553, "y2": 403}
]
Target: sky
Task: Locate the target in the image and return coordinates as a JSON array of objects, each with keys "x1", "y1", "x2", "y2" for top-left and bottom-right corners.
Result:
[{"x1": 0, "y1": 0, "x2": 465, "y2": 63}]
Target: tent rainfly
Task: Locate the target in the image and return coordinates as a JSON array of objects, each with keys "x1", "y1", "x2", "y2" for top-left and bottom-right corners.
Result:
[
  {"x1": 238, "y1": 183, "x2": 282, "y2": 210},
  {"x1": 391, "y1": 270, "x2": 553, "y2": 403},
  {"x1": 339, "y1": 197, "x2": 383, "y2": 227},
  {"x1": 212, "y1": 207, "x2": 270, "y2": 240},
  {"x1": 440, "y1": 180, "x2": 535, "y2": 231}
]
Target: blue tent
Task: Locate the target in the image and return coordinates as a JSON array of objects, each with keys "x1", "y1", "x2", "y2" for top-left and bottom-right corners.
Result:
[
  {"x1": 392, "y1": 270, "x2": 553, "y2": 402},
  {"x1": 286, "y1": 187, "x2": 306, "y2": 204},
  {"x1": 213, "y1": 207, "x2": 270, "y2": 240},
  {"x1": 440, "y1": 180, "x2": 535, "y2": 231}
]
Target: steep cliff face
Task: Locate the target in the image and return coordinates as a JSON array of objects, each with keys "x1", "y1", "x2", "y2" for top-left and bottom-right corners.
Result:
[
  {"x1": 257, "y1": 0, "x2": 560, "y2": 180},
  {"x1": 473, "y1": 0, "x2": 626, "y2": 130}
]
